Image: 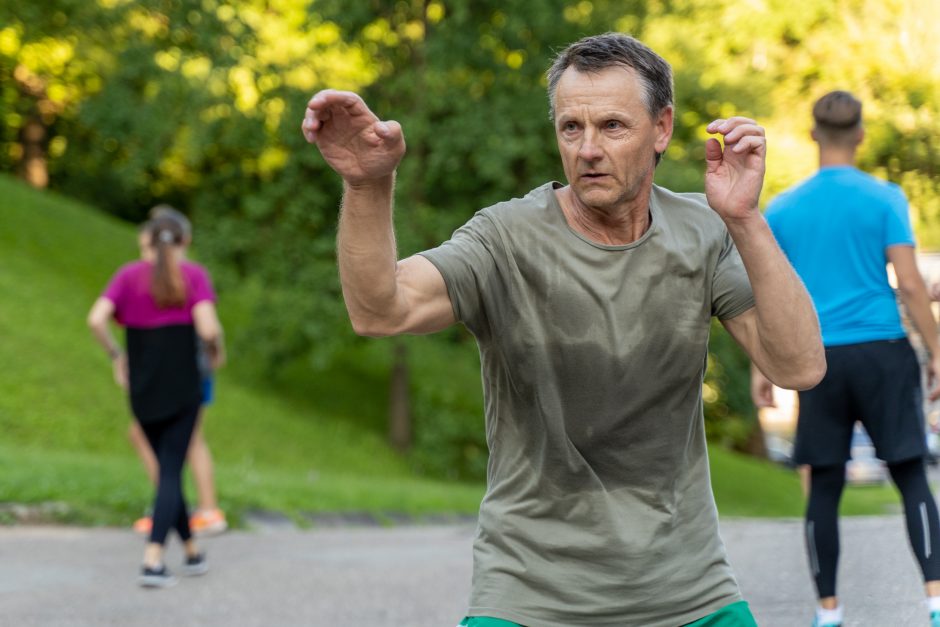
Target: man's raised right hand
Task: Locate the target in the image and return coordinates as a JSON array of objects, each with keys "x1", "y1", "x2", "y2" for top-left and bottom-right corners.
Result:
[{"x1": 301, "y1": 90, "x2": 406, "y2": 186}]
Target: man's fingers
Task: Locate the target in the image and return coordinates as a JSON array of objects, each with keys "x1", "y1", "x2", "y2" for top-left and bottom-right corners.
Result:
[
  {"x1": 307, "y1": 89, "x2": 361, "y2": 110},
  {"x1": 375, "y1": 120, "x2": 403, "y2": 142},
  {"x1": 707, "y1": 116, "x2": 758, "y2": 133},
  {"x1": 707, "y1": 117, "x2": 764, "y2": 156},
  {"x1": 706, "y1": 119, "x2": 727, "y2": 133},
  {"x1": 730, "y1": 135, "x2": 766, "y2": 155},
  {"x1": 301, "y1": 114, "x2": 319, "y2": 143},
  {"x1": 307, "y1": 90, "x2": 371, "y2": 122},
  {"x1": 704, "y1": 115, "x2": 765, "y2": 158},
  {"x1": 704, "y1": 137, "x2": 723, "y2": 165},
  {"x1": 302, "y1": 89, "x2": 383, "y2": 146},
  {"x1": 722, "y1": 123, "x2": 765, "y2": 145}
]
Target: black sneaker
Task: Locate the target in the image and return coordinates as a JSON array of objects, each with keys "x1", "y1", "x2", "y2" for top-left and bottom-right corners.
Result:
[
  {"x1": 180, "y1": 552, "x2": 209, "y2": 577},
  {"x1": 138, "y1": 564, "x2": 177, "y2": 588}
]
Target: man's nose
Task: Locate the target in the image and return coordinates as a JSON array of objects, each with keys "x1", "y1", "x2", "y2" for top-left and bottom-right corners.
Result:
[{"x1": 577, "y1": 128, "x2": 603, "y2": 161}]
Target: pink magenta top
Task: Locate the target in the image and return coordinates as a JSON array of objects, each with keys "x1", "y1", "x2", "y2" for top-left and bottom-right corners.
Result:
[{"x1": 102, "y1": 260, "x2": 216, "y2": 328}]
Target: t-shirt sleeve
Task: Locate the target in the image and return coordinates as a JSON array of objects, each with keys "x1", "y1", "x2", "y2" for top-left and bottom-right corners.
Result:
[
  {"x1": 101, "y1": 266, "x2": 129, "y2": 308},
  {"x1": 417, "y1": 211, "x2": 500, "y2": 338},
  {"x1": 884, "y1": 185, "x2": 915, "y2": 248},
  {"x1": 711, "y1": 230, "x2": 756, "y2": 320},
  {"x1": 188, "y1": 264, "x2": 217, "y2": 306}
]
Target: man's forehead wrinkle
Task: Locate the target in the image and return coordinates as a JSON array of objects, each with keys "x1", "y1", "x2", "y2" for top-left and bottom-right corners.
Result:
[
  {"x1": 555, "y1": 87, "x2": 632, "y2": 109},
  {"x1": 555, "y1": 96, "x2": 637, "y2": 121}
]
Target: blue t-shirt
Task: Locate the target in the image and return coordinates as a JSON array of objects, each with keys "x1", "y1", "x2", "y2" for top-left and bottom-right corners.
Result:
[{"x1": 766, "y1": 166, "x2": 914, "y2": 347}]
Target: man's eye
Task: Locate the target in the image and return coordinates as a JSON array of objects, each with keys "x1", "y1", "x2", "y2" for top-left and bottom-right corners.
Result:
[
  {"x1": 606, "y1": 120, "x2": 622, "y2": 130},
  {"x1": 563, "y1": 122, "x2": 578, "y2": 131}
]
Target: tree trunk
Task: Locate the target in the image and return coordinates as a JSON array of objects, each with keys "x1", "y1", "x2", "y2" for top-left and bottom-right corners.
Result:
[
  {"x1": 19, "y1": 114, "x2": 48, "y2": 189},
  {"x1": 388, "y1": 341, "x2": 411, "y2": 452},
  {"x1": 13, "y1": 65, "x2": 53, "y2": 190}
]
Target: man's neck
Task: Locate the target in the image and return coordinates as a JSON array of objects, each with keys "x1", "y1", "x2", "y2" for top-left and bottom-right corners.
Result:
[
  {"x1": 818, "y1": 147, "x2": 856, "y2": 169},
  {"x1": 556, "y1": 186, "x2": 652, "y2": 246}
]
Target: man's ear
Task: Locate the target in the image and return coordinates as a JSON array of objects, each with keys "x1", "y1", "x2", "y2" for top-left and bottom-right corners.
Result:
[{"x1": 654, "y1": 105, "x2": 674, "y2": 155}]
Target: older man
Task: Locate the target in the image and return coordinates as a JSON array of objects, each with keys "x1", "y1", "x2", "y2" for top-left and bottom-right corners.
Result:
[{"x1": 304, "y1": 33, "x2": 823, "y2": 627}]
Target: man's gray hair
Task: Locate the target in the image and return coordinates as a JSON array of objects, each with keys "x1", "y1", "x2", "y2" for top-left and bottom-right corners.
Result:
[{"x1": 546, "y1": 32, "x2": 674, "y2": 121}]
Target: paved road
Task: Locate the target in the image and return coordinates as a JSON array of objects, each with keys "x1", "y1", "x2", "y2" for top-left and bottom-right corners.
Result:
[{"x1": 0, "y1": 515, "x2": 933, "y2": 627}]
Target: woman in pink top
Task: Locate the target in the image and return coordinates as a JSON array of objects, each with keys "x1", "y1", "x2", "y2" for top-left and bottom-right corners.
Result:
[{"x1": 87, "y1": 214, "x2": 225, "y2": 588}]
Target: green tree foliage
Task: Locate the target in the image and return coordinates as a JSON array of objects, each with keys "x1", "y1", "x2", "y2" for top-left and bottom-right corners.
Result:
[
  {"x1": 0, "y1": 1, "x2": 120, "y2": 187},
  {"x1": 14, "y1": 1, "x2": 383, "y2": 370},
  {"x1": 3, "y1": 0, "x2": 939, "y2": 478}
]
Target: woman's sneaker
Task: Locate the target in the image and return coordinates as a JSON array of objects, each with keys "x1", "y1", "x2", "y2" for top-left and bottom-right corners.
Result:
[
  {"x1": 190, "y1": 508, "x2": 227, "y2": 536},
  {"x1": 180, "y1": 552, "x2": 209, "y2": 577},
  {"x1": 132, "y1": 516, "x2": 152, "y2": 535},
  {"x1": 138, "y1": 564, "x2": 177, "y2": 588},
  {"x1": 811, "y1": 605, "x2": 843, "y2": 627}
]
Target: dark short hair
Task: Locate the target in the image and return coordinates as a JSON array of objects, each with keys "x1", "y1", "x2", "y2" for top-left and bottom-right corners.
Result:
[
  {"x1": 546, "y1": 32, "x2": 674, "y2": 121},
  {"x1": 812, "y1": 91, "x2": 862, "y2": 146},
  {"x1": 813, "y1": 91, "x2": 862, "y2": 130}
]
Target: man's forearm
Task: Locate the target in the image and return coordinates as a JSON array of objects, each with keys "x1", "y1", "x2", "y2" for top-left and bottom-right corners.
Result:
[
  {"x1": 726, "y1": 214, "x2": 823, "y2": 376},
  {"x1": 900, "y1": 282, "x2": 940, "y2": 357},
  {"x1": 337, "y1": 175, "x2": 401, "y2": 334}
]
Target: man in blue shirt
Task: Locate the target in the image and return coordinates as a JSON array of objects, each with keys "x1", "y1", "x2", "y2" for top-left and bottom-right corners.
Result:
[{"x1": 755, "y1": 91, "x2": 940, "y2": 627}]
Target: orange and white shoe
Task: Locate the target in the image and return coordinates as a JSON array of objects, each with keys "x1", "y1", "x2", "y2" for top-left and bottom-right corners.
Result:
[
  {"x1": 133, "y1": 515, "x2": 153, "y2": 536},
  {"x1": 190, "y1": 508, "x2": 227, "y2": 536}
]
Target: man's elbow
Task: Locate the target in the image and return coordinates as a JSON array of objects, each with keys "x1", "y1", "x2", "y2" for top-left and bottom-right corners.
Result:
[
  {"x1": 349, "y1": 314, "x2": 397, "y2": 338},
  {"x1": 896, "y1": 279, "x2": 927, "y2": 304},
  {"x1": 779, "y1": 357, "x2": 827, "y2": 391}
]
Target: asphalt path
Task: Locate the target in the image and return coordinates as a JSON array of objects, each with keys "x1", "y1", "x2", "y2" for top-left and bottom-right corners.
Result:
[{"x1": 0, "y1": 514, "x2": 933, "y2": 627}]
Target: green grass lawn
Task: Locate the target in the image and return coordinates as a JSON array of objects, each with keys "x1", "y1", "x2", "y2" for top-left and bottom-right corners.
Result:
[
  {"x1": 707, "y1": 442, "x2": 901, "y2": 517},
  {"x1": 0, "y1": 175, "x2": 902, "y2": 526}
]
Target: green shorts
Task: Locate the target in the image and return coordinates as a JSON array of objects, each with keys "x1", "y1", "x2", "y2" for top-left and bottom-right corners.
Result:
[{"x1": 459, "y1": 600, "x2": 757, "y2": 627}]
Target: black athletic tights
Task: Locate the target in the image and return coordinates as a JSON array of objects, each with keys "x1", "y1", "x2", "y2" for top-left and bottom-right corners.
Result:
[
  {"x1": 806, "y1": 459, "x2": 940, "y2": 598},
  {"x1": 139, "y1": 402, "x2": 201, "y2": 546}
]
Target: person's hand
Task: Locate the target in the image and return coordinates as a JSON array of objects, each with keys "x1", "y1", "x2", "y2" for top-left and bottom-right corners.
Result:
[
  {"x1": 301, "y1": 90, "x2": 406, "y2": 186},
  {"x1": 750, "y1": 366, "x2": 776, "y2": 408},
  {"x1": 928, "y1": 354, "x2": 940, "y2": 402},
  {"x1": 704, "y1": 117, "x2": 766, "y2": 222},
  {"x1": 929, "y1": 280, "x2": 940, "y2": 302},
  {"x1": 112, "y1": 354, "x2": 128, "y2": 390},
  {"x1": 209, "y1": 345, "x2": 226, "y2": 371}
]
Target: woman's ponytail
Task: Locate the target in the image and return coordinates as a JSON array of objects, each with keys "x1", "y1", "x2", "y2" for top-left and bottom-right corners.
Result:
[{"x1": 148, "y1": 217, "x2": 186, "y2": 308}]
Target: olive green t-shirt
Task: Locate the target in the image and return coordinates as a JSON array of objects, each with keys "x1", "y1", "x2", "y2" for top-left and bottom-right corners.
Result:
[{"x1": 419, "y1": 182, "x2": 755, "y2": 627}]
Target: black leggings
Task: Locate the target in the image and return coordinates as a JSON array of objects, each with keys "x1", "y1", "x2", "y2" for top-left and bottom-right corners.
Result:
[
  {"x1": 806, "y1": 458, "x2": 940, "y2": 598},
  {"x1": 139, "y1": 403, "x2": 201, "y2": 546}
]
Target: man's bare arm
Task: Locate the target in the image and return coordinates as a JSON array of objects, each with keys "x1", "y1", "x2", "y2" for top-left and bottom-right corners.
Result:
[
  {"x1": 705, "y1": 116, "x2": 825, "y2": 389},
  {"x1": 721, "y1": 229, "x2": 825, "y2": 391},
  {"x1": 888, "y1": 244, "x2": 940, "y2": 400},
  {"x1": 338, "y1": 178, "x2": 454, "y2": 336},
  {"x1": 303, "y1": 90, "x2": 455, "y2": 337}
]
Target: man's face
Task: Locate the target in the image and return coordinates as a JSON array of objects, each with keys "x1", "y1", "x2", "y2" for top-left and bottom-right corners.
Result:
[{"x1": 553, "y1": 65, "x2": 673, "y2": 213}]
